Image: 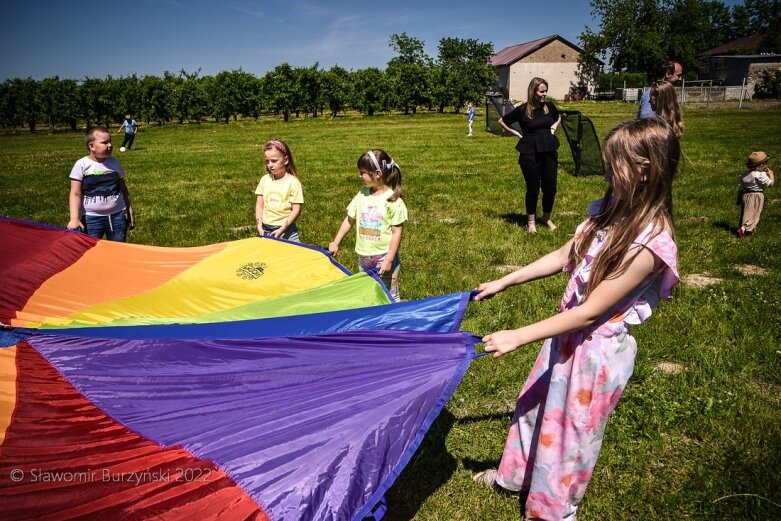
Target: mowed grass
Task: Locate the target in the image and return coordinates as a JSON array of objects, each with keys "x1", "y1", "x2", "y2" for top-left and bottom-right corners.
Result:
[{"x1": 1, "y1": 102, "x2": 779, "y2": 520}]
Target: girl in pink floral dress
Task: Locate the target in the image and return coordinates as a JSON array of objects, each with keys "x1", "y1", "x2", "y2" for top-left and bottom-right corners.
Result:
[{"x1": 474, "y1": 118, "x2": 681, "y2": 520}]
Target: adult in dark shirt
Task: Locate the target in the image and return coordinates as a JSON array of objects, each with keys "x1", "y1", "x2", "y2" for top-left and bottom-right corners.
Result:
[{"x1": 499, "y1": 77, "x2": 561, "y2": 233}]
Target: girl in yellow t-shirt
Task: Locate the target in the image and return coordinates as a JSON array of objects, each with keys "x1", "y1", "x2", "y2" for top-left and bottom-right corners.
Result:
[
  {"x1": 329, "y1": 149, "x2": 408, "y2": 300},
  {"x1": 254, "y1": 139, "x2": 304, "y2": 242}
]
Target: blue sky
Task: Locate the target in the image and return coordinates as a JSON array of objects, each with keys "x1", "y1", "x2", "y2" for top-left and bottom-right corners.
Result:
[{"x1": 0, "y1": 0, "x2": 742, "y2": 81}]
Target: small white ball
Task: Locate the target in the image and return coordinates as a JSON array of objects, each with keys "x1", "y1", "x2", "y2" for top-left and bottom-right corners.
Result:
[{"x1": 119, "y1": 147, "x2": 126, "y2": 152}]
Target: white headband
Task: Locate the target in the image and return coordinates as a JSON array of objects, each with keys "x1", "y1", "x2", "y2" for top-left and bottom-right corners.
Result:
[
  {"x1": 367, "y1": 150, "x2": 382, "y2": 172},
  {"x1": 367, "y1": 151, "x2": 398, "y2": 173}
]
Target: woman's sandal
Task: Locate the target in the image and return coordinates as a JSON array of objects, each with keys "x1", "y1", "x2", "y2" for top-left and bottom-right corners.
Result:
[{"x1": 527, "y1": 221, "x2": 538, "y2": 233}]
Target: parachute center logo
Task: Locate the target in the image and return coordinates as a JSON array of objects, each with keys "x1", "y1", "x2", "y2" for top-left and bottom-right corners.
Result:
[{"x1": 236, "y1": 262, "x2": 267, "y2": 280}]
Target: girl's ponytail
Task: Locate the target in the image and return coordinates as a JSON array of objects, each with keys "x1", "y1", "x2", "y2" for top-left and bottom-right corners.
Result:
[{"x1": 382, "y1": 157, "x2": 403, "y2": 202}]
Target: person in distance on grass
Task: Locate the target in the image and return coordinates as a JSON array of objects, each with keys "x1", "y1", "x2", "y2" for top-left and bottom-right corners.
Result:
[
  {"x1": 638, "y1": 60, "x2": 683, "y2": 119},
  {"x1": 117, "y1": 113, "x2": 138, "y2": 150},
  {"x1": 737, "y1": 151, "x2": 774, "y2": 238},
  {"x1": 466, "y1": 100, "x2": 475, "y2": 137},
  {"x1": 649, "y1": 80, "x2": 684, "y2": 140},
  {"x1": 499, "y1": 77, "x2": 561, "y2": 234},
  {"x1": 329, "y1": 149, "x2": 407, "y2": 301},
  {"x1": 67, "y1": 126, "x2": 135, "y2": 241},
  {"x1": 473, "y1": 118, "x2": 680, "y2": 521},
  {"x1": 254, "y1": 139, "x2": 304, "y2": 242}
]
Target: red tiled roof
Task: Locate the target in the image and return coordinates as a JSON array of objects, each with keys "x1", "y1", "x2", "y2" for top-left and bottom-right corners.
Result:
[
  {"x1": 490, "y1": 34, "x2": 597, "y2": 66},
  {"x1": 697, "y1": 34, "x2": 766, "y2": 58}
]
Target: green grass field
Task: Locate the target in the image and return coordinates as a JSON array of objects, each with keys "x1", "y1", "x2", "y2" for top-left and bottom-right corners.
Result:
[{"x1": 1, "y1": 102, "x2": 779, "y2": 520}]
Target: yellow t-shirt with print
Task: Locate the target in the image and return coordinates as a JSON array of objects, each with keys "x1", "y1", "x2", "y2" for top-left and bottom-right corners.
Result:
[
  {"x1": 347, "y1": 188, "x2": 408, "y2": 256},
  {"x1": 254, "y1": 173, "x2": 304, "y2": 226}
]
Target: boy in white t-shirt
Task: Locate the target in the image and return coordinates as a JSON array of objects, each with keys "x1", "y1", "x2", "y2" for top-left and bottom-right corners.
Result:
[{"x1": 67, "y1": 126, "x2": 135, "y2": 241}]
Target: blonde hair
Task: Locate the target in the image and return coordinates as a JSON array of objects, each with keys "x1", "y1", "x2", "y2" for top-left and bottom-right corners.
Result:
[
  {"x1": 650, "y1": 81, "x2": 684, "y2": 139},
  {"x1": 526, "y1": 77, "x2": 550, "y2": 119},
  {"x1": 357, "y1": 149, "x2": 403, "y2": 202},
  {"x1": 85, "y1": 126, "x2": 110, "y2": 148},
  {"x1": 573, "y1": 118, "x2": 679, "y2": 297},
  {"x1": 263, "y1": 139, "x2": 298, "y2": 176}
]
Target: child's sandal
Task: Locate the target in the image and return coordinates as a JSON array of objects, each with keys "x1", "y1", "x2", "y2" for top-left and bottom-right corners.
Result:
[
  {"x1": 473, "y1": 469, "x2": 498, "y2": 488},
  {"x1": 473, "y1": 469, "x2": 521, "y2": 496}
]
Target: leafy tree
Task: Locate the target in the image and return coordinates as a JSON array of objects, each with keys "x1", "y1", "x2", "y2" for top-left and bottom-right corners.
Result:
[
  {"x1": 429, "y1": 65, "x2": 450, "y2": 113},
  {"x1": 13, "y1": 78, "x2": 41, "y2": 133},
  {"x1": 387, "y1": 33, "x2": 432, "y2": 114},
  {"x1": 0, "y1": 80, "x2": 24, "y2": 130},
  {"x1": 211, "y1": 70, "x2": 243, "y2": 123},
  {"x1": 171, "y1": 69, "x2": 210, "y2": 124},
  {"x1": 117, "y1": 74, "x2": 142, "y2": 121},
  {"x1": 237, "y1": 72, "x2": 265, "y2": 120},
  {"x1": 579, "y1": 0, "x2": 758, "y2": 79},
  {"x1": 98, "y1": 76, "x2": 123, "y2": 127},
  {"x1": 729, "y1": 3, "x2": 752, "y2": 40},
  {"x1": 321, "y1": 65, "x2": 351, "y2": 118},
  {"x1": 264, "y1": 63, "x2": 298, "y2": 121},
  {"x1": 352, "y1": 67, "x2": 388, "y2": 116},
  {"x1": 296, "y1": 64, "x2": 322, "y2": 118},
  {"x1": 743, "y1": 0, "x2": 781, "y2": 52},
  {"x1": 139, "y1": 74, "x2": 170, "y2": 125},
  {"x1": 78, "y1": 77, "x2": 104, "y2": 128},
  {"x1": 39, "y1": 77, "x2": 79, "y2": 131},
  {"x1": 435, "y1": 37, "x2": 495, "y2": 113},
  {"x1": 579, "y1": 0, "x2": 667, "y2": 78}
]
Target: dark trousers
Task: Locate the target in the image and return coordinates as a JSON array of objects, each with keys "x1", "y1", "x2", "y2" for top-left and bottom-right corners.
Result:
[
  {"x1": 519, "y1": 151, "x2": 558, "y2": 215},
  {"x1": 121, "y1": 133, "x2": 136, "y2": 149}
]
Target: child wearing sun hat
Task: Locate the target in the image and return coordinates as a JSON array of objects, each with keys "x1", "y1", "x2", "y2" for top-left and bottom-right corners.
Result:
[{"x1": 737, "y1": 151, "x2": 774, "y2": 237}]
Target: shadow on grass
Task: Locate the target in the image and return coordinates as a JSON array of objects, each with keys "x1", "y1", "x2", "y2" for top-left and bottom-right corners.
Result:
[
  {"x1": 500, "y1": 212, "x2": 527, "y2": 227},
  {"x1": 713, "y1": 220, "x2": 739, "y2": 237},
  {"x1": 383, "y1": 410, "x2": 457, "y2": 520},
  {"x1": 384, "y1": 409, "x2": 518, "y2": 519},
  {"x1": 454, "y1": 411, "x2": 513, "y2": 425}
]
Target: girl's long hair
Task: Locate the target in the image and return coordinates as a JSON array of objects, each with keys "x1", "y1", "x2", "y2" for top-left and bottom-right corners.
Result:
[
  {"x1": 357, "y1": 149, "x2": 403, "y2": 202},
  {"x1": 264, "y1": 139, "x2": 298, "y2": 176},
  {"x1": 525, "y1": 77, "x2": 550, "y2": 119},
  {"x1": 651, "y1": 81, "x2": 684, "y2": 139},
  {"x1": 572, "y1": 118, "x2": 679, "y2": 297}
]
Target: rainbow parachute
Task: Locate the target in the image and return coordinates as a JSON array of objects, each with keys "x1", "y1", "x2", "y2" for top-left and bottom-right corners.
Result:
[{"x1": 0, "y1": 217, "x2": 477, "y2": 520}]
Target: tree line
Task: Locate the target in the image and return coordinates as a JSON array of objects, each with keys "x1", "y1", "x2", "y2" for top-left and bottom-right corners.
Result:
[
  {"x1": 0, "y1": 34, "x2": 496, "y2": 133},
  {"x1": 579, "y1": 0, "x2": 781, "y2": 86}
]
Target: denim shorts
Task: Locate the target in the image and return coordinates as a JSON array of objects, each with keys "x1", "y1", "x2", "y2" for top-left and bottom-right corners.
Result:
[
  {"x1": 83, "y1": 210, "x2": 129, "y2": 242},
  {"x1": 261, "y1": 222, "x2": 300, "y2": 243}
]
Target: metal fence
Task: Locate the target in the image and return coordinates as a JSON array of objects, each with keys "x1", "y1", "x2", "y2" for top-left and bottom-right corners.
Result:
[{"x1": 615, "y1": 85, "x2": 749, "y2": 104}]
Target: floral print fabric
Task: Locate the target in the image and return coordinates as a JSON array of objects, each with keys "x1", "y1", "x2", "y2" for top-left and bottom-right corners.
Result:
[{"x1": 495, "y1": 219, "x2": 679, "y2": 520}]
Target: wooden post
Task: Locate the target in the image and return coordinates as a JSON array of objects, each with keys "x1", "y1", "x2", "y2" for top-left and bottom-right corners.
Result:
[{"x1": 738, "y1": 76, "x2": 746, "y2": 109}]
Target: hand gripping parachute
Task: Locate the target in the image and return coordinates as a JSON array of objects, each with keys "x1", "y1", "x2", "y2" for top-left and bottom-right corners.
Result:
[{"x1": 0, "y1": 217, "x2": 479, "y2": 520}]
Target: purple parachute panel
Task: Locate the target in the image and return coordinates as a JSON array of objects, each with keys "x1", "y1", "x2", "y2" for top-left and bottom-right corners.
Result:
[{"x1": 28, "y1": 328, "x2": 477, "y2": 520}]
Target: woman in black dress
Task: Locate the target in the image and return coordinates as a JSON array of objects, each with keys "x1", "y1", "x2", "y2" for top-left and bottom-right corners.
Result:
[{"x1": 499, "y1": 77, "x2": 561, "y2": 233}]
